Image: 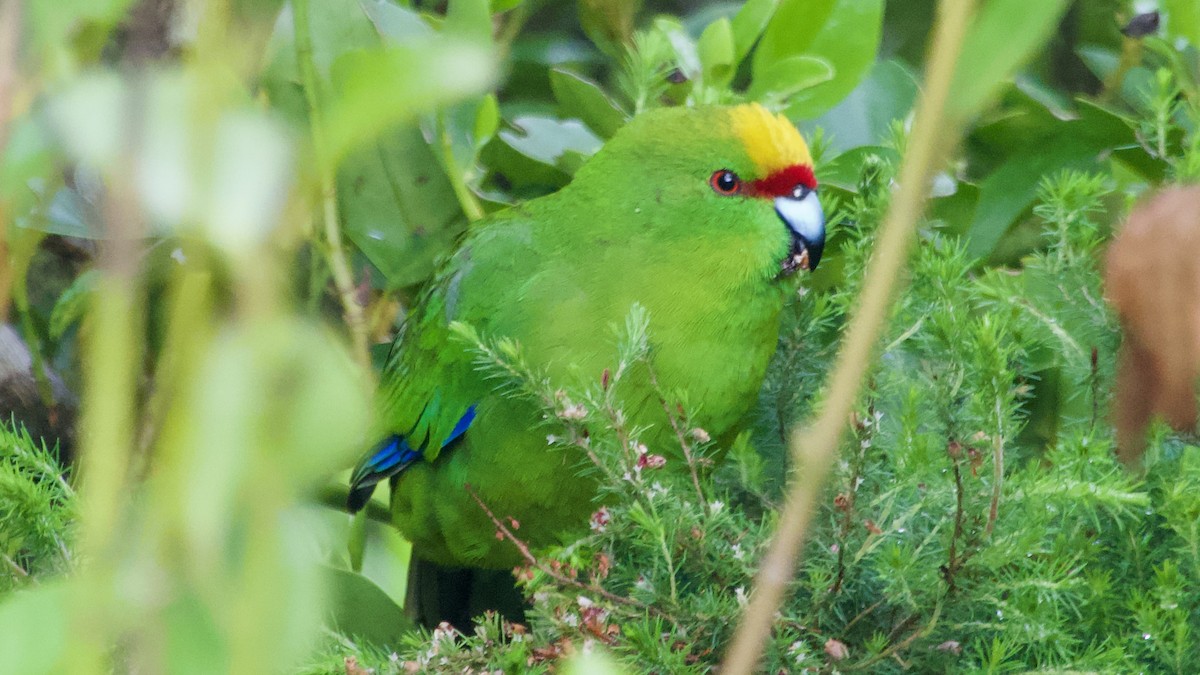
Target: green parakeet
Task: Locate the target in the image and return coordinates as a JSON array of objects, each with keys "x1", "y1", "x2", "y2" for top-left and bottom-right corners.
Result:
[{"x1": 347, "y1": 102, "x2": 824, "y2": 591}]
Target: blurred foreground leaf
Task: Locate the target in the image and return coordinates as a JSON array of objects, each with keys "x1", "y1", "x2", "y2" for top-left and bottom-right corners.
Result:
[
  {"x1": 752, "y1": 0, "x2": 884, "y2": 118},
  {"x1": 324, "y1": 565, "x2": 414, "y2": 645}
]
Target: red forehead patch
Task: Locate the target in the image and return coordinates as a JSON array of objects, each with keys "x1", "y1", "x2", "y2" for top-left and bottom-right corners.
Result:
[{"x1": 748, "y1": 164, "x2": 817, "y2": 198}]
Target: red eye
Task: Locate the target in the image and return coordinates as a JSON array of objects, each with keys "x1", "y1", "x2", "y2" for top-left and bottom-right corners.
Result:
[{"x1": 710, "y1": 170, "x2": 741, "y2": 195}]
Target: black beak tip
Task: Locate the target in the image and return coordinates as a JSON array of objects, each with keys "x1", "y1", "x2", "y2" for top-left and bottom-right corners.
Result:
[{"x1": 804, "y1": 238, "x2": 824, "y2": 271}]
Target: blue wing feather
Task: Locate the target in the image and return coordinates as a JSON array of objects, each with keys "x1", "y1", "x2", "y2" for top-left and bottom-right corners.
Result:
[{"x1": 346, "y1": 404, "x2": 478, "y2": 512}]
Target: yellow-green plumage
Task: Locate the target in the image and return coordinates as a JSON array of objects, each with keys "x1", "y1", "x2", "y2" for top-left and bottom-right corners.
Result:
[{"x1": 348, "y1": 103, "x2": 824, "y2": 572}]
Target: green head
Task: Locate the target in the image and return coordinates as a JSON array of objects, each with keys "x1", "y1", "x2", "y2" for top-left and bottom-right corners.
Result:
[{"x1": 558, "y1": 103, "x2": 825, "y2": 284}]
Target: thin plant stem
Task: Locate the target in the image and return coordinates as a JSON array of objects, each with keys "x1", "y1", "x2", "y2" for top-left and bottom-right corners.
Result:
[
  {"x1": 465, "y1": 484, "x2": 666, "y2": 618},
  {"x1": 70, "y1": 71, "x2": 149, "y2": 675},
  {"x1": 0, "y1": 0, "x2": 22, "y2": 319},
  {"x1": 986, "y1": 397, "x2": 1004, "y2": 536},
  {"x1": 436, "y1": 110, "x2": 485, "y2": 222},
  {"x1": 720, "y1": 1, "x2": 977, "y2": 671},
  {"x1": 293, "y1": 0, "x2": 371, "y2": 370}
]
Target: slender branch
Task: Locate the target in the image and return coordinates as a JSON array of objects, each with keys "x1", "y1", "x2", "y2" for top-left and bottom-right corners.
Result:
[
  {"x1": 985, "y1": 397, "x2": 1004, "y2": 537},
  {"x1": 720, "y1": 1, "x2": 976, "y2": 671},
  {"x1": 316, "y1": 484, "x2": 392, "y2": 523},
  {"x1": 293, "y1": 0, "x2": 370, "y2": 370},
  {"x1": 2, "y1": 552, "x2": 29, "y2": 580},
  {"x1": 944, "y1": 449, "x2": 966, "y2": 593},
  {"x1": 843, "y1": 603, "x2": 942, "y2": 672},
  {"x1": 436, "y1": 110, "x2": 485, "y2": 222},
  {"x1": 648, "y1": 367, "x2": 708, "y2": 515},
  {"x1": 464, "y1": 483, "x2": 666, "y2": 618}
]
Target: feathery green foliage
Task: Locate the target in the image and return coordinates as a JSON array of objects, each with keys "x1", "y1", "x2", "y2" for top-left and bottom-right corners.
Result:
[{"x1": 0, "y1": 421, "x2": 72, "y2": 592}]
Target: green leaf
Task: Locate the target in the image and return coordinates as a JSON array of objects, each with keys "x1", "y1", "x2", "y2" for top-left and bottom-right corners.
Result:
[
  {"x1": 323, "y1": 565, "x2": 415, "y2": 645},
  {"x1": 747, "y1": 54, "x2": 834, "y2": 103},
  {"x1": 325, "y1": 41, "x2": 496, "y2": 162},
  {"x1": 339, "y1": 126, "x2": 466, "y2": 288},
  {"x1": 263, "y1": 0, "x2": 380, "y2": 79},
  {"x1": 816, "y1": 145, "x2": 901, "y2": 193},
  {"x1": 360, "y1": 0, "x2": 433, "y2": 42},
  {"x1": 804, "y1": 59, "x2": 918, "y2": 154},
  {"x1": 752, "y1": 0, "x2": 884, "y2": 119},
  {"x1": 0, "y1": 582, "x2": 68, "y2": 674},
  {"x1": 27, "y1": 0, "x2": 136, "y2": 73},
  {"x1": 497, "y1": 115, "x2": 604, "y2": 168},
  {"x1": 947, "y1": 0, "x2": 1072, "y2": 121},
  {"x1": 474, "y1": 93, "x2": 501, "y2": 149},
  {"x1": 698, "y1": 17, "x2": 735, "y2": 86},
  {"x1": 444, "y1": 0, "x2": 493, "y2": 45},
  {"x1": 549, "y1": 68, "x2": 629, "y2": 138},
  {"x1": 730, "y1": 0, "x2": 780, "y2": 63},
  {"x1": 961, "y1": 91, "x2": 1144, "y2": 259},
  {"x1": 49, "y1": 269, "x2": 98, "y2": 340},
  {"x1": 1163, "y1": 0, "x2": 1200, "y2": 47}
]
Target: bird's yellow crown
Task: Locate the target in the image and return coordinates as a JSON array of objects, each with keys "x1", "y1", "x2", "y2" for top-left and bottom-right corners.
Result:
[{"x1": 730, "y1": 103, "x2": 813, "y2": 176}]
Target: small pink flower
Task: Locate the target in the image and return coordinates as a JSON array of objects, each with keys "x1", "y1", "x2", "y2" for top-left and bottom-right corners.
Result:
[
  {"x1": 824, "y1": 638, "x2": 849, "y2": 661},
  {"x1": 590, "y1": 507, "x2": 611, "y2": 532},
  {"x1": 637, "y1": 452, "x2": 666, "y2": 469},
  {"x1": 560, "y1": 403, "x2": 588, "y2": 420}
]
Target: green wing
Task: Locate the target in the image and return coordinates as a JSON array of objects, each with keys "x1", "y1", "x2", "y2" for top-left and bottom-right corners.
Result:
[{"x1": 346, "y1": 211, "x2": 538, "y2": 511}]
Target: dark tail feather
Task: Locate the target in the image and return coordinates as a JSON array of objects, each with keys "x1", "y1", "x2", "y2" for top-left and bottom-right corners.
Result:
[
  {"x1": 405, "y1": 557, "x2": 526, "y2": 630},
  {"x1": 346, "y1": 481, "x2": 380, "y2": 513},
  {"x1": 347, "y1": 435, "x2": 420, "y2": 512}
]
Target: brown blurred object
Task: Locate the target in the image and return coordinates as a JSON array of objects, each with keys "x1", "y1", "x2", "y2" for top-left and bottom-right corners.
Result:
[
  {"x1": 1105, "y1": 186, "x2": 1200, "y2": 465},
  {"x1": 0, "y1": 324, "x2": 77, "y2": 462}
]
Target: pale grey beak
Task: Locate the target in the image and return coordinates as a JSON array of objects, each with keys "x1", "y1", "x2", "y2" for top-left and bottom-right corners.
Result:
[{"x1": 774, "y1": 186, "x2": 825, "y2": 270}]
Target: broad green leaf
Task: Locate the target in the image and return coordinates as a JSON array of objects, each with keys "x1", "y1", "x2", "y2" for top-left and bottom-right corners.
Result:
[
  {"x1": 323, "y1": 565, "x2": 415, "y2": 645},
  {"x1": 339, "y1": 126, "x2": 466, "y2": 287},
  {"x1": 360, "y1": 0, "x2": 434, "y2": 41},
  {"x1": 731, "y1": 0, "x2": 780, "y2": 63},
  {"x1": 265, "y1": 0, "x2": 380, "y2": 79},
  {"x1": 481, "y1": 116, "x2": 604, "y2": 192},
  {"x1": 747, "y1": 54, "x2": 834, "y2": 104},
  {"x1": 37, "y1": 185, "x2": 103, "y2": 239},
  {"x1": 165, "y1": 592, "x2": 231, "y2": 675},
  {"x1": 325, "y1": 42, "x2": 495, "y2": 161},
  {"x1": 27, "y1": 0, "x2": 136, "y2": 75},
  {"x1": 805, "y1": 59, "x2": 918, "y2": 154},
  {"x1": 947, "y1": 0, "x2": 1072, "y2": 121},
  {"x1": 965, "y1": 138, "x2": 1103, "y2": 259},
  {"x1": 0, "y1": 116, "x2": 57, "y2": 208},
  {"x1": 698, "y1": 17, "x2": 736, "y2": 85},
  {"x1": 179, "y1": 319, "x2": 369, "y2": 557},
  {"x1": 752, "y1": 0, "x2": 884, "y2": 119},
  {"x1": 1164, "y1": 0, "x2": 1200, "y2": 47},
  {"x1": 444, "y1": 0, "x2": 493, "y2": 46},
  {"x1": 202, "y1": 112, "x2": 295, "y2": 253},
  {"x1": 474, "y1": 93, "x2": 501, "y2": 149},
  {"x1": 816, "y1": 145, "x2": 901, "y2": 193},
  {"x1": 497, "y1": 115, "x2": 604, "y2": 168},
  {"x1": 963, "y1": 92, "x2": 1142, "y2": 258},
  {"x1": 48, "y1": 71, "x2": 295, "y2": 250},
  {"x1": 0, "y1": 582, "x2": 68, "y2": 674},
  {"x1": 549, "y1": 68, "x2": 629, "y2": 138}
]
